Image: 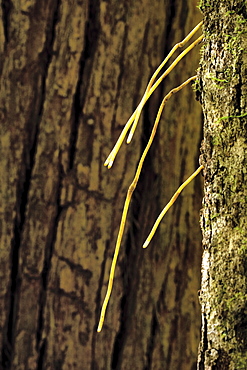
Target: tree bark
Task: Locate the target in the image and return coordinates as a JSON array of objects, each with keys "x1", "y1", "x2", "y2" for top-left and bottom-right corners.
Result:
[
  {"x1": 0, "y1": 0, "x2": 202, "y2": 369},
  {"x1": 198, "y1": 0, "x2": 247, "y2": 368}
]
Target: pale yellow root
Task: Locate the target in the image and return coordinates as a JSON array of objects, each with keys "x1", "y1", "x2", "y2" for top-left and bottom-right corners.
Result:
[
  {"x1": 143, "y1": 165, "x2": 204, "y2": 249},
  {"x1": 104, "y1": 22, "x2": 203, "y2": 169},
  {"x1": 127, "y1": 21, "x2": 203, "y2": 144},
  {"x1": 97, "y1": 75, "x2": 198, "y2": 332}
]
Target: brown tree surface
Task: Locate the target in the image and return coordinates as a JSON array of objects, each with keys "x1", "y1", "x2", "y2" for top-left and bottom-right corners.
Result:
[
  {"x1": 198, "y1": 0, "x2": 247, "y2": 368},
  {"x1": 0, "y1": 0, "x2": 202, "y2": 369}
]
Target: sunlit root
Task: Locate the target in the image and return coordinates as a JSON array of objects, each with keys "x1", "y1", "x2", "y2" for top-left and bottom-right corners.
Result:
[
  {"x1": 104, "y1": 21, "x2": 203, "y2": 169},
  {"x1": 143, "y1": 165, "x2": 204, "y2": 249},
  {"x1": 97, "y1": 75, "x2": 200, "y2": 333}
]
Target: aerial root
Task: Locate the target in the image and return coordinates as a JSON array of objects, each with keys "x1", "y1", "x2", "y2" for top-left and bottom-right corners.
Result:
[
  {"x1": 97, "y1": 75, "x2": 200, "y2": 333},
  {"x1": 143, "y1": 165, "x2": 204, "y2": 249},
  {"x1": 104, "y1": 21, "x2": 203, "y2": 169},
  {"x1": 97, "y1": 21, "x2": 203, "y2": 332}
]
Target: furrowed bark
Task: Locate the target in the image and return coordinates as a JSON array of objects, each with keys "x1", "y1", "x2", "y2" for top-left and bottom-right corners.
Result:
[
  {"x1": 198, "y1": 1, "x2": 247, "y2": 368},
  {"x1": 0, "y1": 0, "x2": 202, "y2": 368}
]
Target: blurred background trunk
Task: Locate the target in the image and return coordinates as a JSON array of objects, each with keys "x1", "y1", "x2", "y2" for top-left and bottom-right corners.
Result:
[{"x1": 0, "y1": 0, "x2": 202, "y2": 369}]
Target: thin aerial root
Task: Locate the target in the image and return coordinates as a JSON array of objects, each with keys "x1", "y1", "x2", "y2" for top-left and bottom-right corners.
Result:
[
  {"x1": 127, "y1": 29, "x2": 203, "y2": 144},
  {"x1": 143, "y1": 165, "x2": 204, "y2": 249},
  {"x1": 97, "y1": 76, "x2": 198, "y2": 332},
  {"x1": 104, "y1": 22, "x2": 203, "y2": 168},
  {"x1": 97, "y1": 189, "x2": 132, "y2": 332},
  {"x1": 104, "y1": 109, "x2": 137, "y2": 168},
  {"x1": 147, "y1": 35, "x2": 203, "y2": 99}
]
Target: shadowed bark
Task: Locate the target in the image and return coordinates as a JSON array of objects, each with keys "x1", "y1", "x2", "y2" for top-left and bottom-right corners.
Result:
[{"x1": 0, "y1": 0, "x2": 202, "y2": 369}]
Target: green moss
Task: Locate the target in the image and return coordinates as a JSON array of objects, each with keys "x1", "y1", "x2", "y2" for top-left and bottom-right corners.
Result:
[
  {"x1": 210, "y1": 77, "x2": 229, "y2": 83},
  {"x1": 210, "y1": 213, "x2": 220, "y2": 220},
  {"x1": 223, "y1": 14, "x2": 247, "y2": 56},
  {"x1": 206, "y1": 73, "x2": 230, "y2": 89},
  {"x1": 211, "y1": 136, "x2": 220, "y2": 146},
  {"x1": 215, "y1": 112, "x2": 247, "y2": 124},
  {"x1": 234, "y1": 354, "x2": 247, "y2": 370},
  {"x1": 197, "y1": 0, "x2": 211, "y2": 12},
  {"x1": 192, "y1": 78, "x2": 201, "y2": 92}
]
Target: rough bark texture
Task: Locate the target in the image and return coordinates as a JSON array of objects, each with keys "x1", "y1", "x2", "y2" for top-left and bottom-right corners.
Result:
[
  {"x1": 198, "y1": 0, "x2": 247, "y2": 368},
  {"x1": 0, "y1": 0, "x2": 202, "y2": 369}
]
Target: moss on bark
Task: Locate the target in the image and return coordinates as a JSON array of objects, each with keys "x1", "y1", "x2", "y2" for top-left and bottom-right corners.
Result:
[{"x1": 198, "y1": 1, "x2": 247, "y2": 368}]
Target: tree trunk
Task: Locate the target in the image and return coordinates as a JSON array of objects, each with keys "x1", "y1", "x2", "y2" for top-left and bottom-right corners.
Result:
[
  {"x1": 198, "y1": 0, "x2": 247, "y2": 368},
  {"x1": 0, "y1": 0, "x2": 202, "y2": 369}
]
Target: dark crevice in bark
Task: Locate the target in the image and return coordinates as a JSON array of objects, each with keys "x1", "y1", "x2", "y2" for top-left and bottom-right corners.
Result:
[
  {"x1": 174, "y1": 265, "x2": 184, "y2": 304},
  {"x1": 234, "y1": 75, "x2": 242, "y2": 115},
  {"x1": 1, "y1": 219, "x2": 21, "y2": 369},
  {"x1": 198, "y1": 313, "x2": 208, "y2": 370},
  {"x1": 111, "y1": 93, "x2": 160, "y2": 369},
  {"x1": 91, "y1": 240, "x2": 110, "y2": 369},
  {"x1": 111, "y1": 223, "x2": 142, "y2": 370},
  {"x1": 163, "y1": 0, "x2": 176, "y2": 56},
  {"x1": 183, "y1": 215, "x2": 191, "y2": 263},
  {"x1": 34, "y1": 0, "x2": 61, "y2": 161},
  {"x1": 233, "y1": 1, "x2": 247, "y2": 18},
  {"x1": 69, "y1": 0, "x2": 101, "y2": 170},
  {"x1": 167, "y1": 314, "x2": 179, "y2": 369},
  {"x1": 111, "y1": 163, "x2": 154, "y2": 369},
  {"x1": 1, "y1": 1, "x2": 61, "y2": 363},
  {"x1": 92, "y1": 240, "x2": 110, "y2": 360},
  {"x1": 111, "y1": 293, "x2": 128, "y2": 370},
  {"x1": 1, "y1": 0, "x2": 12, "y2": 47},
  {"x1": 111, "y1": 22, "x2": 129, "y2": 132},
  {"x1": 179, "y1": 1, "x2": 189, "y2": 33},
  {"x1": 1, "y1": 102, "x2": 42, "y2": 369},
  {"x1": 19, "y1": 1, "x2": 63, "y2": 367},
  {"x1": 178, "y1": 155, "x2": 186, "y2": 188},
  {"x1": 35, "y1": 35, "x2": 63, "y2": 360},
  {"x1": 37, "y1": 339, "x2": 47, "y2": 370},
  {"x1": 196, "y1": 112, "x2": 204, "y2": 166},
  {"x1": 157, "y1": 271, "x2": 169, "y2": 315},
  {"x1": 37, "y1": 0, "x2": 61, "y2": 98},
  {"x1": 36, "y1": 162, "x2": 64, "y2": 370},
  {"x1": 142, "y1": 97, "x2": 155, "y2": 151},
  {"x1": 132, "y1": 21, "x2": 150, "y2": 110},
  {"x1": 144, "y1": 308, "x2": 158, "y2": 370}
]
